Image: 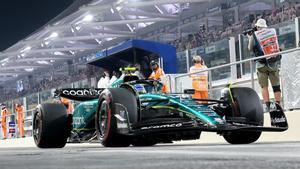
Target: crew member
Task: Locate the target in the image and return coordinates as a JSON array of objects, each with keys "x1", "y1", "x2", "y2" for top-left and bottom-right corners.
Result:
[
  {"x1": 15, "y1": 103, "x2": 25, "y2": 138},
  {"x1": 109, "y1": 71, "x2": 118, "y2": 85},
  {"x1": 1, "y1": 105, "x2": 9, "y2": 139},
  {"x1": 134, "y1": 63, "x2": 145, "y2": 79},
  {"x1": 97, "y1": 71, "x2": 110, "y2": 88},
  {"x1": 248, "y1": 18, "x2": 281, "y2": 111},
  {"x1": 189, "y1": 56, "x2": 208, "y2": 99},
  {"x1": 149, "y1": 61, "x2": 168, "y2": 93},
  {"x1": 60, "y1": 97, "x2": 74, "y2": 114}
]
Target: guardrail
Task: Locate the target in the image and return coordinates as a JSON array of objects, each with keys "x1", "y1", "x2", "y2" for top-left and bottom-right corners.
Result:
[
  {"x1": 174, "y1": 47, "x2": 300, "y2": 107},
  {"x1": 0, "y1": 109, "x2": 35, "y2": 140}
]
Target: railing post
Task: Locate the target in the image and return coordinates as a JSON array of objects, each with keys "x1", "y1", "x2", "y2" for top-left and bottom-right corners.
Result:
[
  {"x1": 174, "y1": 76, "x2": 178, "y2": 93},
  {"x1": 295, "y1": 17, "x2": 300, "y2": 47},
  {"x1": 250, "y1": 60, "x2": 255, "y2": 89},
  {"x1": 229, "y1": 37, "x2": 237, "y2": 81},
  {"x1": 238, "y1": 34, "x2": 244, "y2": 76},
  {"x1": 208, "y1": 70, "x2": 212, "y2": 95},
  {"x1": 185, "y1": 49, "x2": 190, "y2": 73}
]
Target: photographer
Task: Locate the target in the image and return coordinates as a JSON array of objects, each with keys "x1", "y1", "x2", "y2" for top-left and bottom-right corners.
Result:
[{"x1": 247, "y1": 18, "x2": 281, "y2": 112}]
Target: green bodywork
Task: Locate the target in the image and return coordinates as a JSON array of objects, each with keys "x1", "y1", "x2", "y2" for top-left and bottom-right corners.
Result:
[
  {"x1": 139, "y1": 94, "x2": 224, "y2": 126},
  {"x1": 73, "y1": 100, "x2": 98, "y2": 130},
  {"x1": 73, "y1": 73, "x2": 225, "y2": 131},
  {"x1": 72, "y1": 91, "x2": 225, "y2": 131}
]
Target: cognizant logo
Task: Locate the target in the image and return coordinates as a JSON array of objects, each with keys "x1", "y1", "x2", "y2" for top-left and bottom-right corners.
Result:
[{"x1": 62, "y1": 89, "x2": 103, "y2": 96}]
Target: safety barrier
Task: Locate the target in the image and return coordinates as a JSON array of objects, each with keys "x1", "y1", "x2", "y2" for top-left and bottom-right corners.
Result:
[
  {"x1": 2, "y1": 49, "x2": 300, "y2": 140},
  {"x1": 0, "y1": 109, "x2": 35, "y2": 140},
  {"x1": 174, "y1": 46, "x2": 300, "y2": 109}
]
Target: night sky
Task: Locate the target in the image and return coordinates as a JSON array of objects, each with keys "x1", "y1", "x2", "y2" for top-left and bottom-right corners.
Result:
[{"x1": 0, "y1": 0, "x2": 74, "y2": 51}]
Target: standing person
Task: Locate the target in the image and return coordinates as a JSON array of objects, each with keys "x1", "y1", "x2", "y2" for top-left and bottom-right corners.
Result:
[
  {"x1": 134, "y1": 63, "x2": 145, "y2": 79},
  {"x1": 109, "y1": 71, "x2": 118, "y2": 85},
  {"x1": 1, "y1": 105, "x2": 9, "y2": 139},
  {"x1": 97, "y1": 71, "x2": 110, "y2": 88},
  {"x1": 189, "y1": 56, "x2": 208, "y2": 99},
  {"x1": 149, "y1": 60, "x2": 165, "y2": 80},
  {"x1": 248, "y1": 18, "x2": 282, "y2": 111},
  {"x1": 15, "y1": 103, "x2": 25, "y2": 138},
  {"x1": 149, "y1": 60, "x2": 168, "y2": 93},
  {"x1": 60, "y1": 97, "x2": 74, "y2": 114}
]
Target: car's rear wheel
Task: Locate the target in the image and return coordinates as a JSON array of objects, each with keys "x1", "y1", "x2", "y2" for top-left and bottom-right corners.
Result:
[
  {"x1": 96, "y1": 88, "x2": 137, "y2": 147},
  {"x1": 33, "y1": 103, "x2": 70, "y2": 148},
  {"x1": 223, "y1": 87, "x2": 264, "y2": 144}
]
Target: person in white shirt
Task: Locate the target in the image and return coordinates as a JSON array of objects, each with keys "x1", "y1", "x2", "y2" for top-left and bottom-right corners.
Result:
[
  {"x1": 97, "y1": 71, "x2": 110, "y2": 88},
  {"x1": 109, "y1": 71, "x2": 118, "y2": 85},
  {"x1": 134, "y1": 63, "x2": 145, "y2": 79}
]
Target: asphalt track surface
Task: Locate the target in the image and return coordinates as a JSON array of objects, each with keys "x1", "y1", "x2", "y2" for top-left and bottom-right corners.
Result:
[{"x1": 0, "y1": 142, "x2": 299, "y2": 169}]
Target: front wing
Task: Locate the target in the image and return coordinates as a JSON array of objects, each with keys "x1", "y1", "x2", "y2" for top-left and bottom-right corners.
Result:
[{"x1": 122, "y1": 103, "x2": 288, "y2": 136}]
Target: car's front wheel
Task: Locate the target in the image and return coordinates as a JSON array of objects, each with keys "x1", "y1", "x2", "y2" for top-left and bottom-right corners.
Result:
[
  {"x1": 223, "y1": 87, "x2": 263, "y2": 144},
  {"x1": 95, "y1": 88, "x2": 137, "y2": 147}
]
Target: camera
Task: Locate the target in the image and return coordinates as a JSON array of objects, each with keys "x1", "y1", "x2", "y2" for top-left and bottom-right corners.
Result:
[{"x1": 242, "y1": 27, "x2": 257, "y2": 36}]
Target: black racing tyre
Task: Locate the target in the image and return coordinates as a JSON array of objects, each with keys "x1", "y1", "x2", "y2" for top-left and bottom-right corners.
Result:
[
  {"x1": 95, "y1": 88, "x2": 138, "y2": 147},
  {"x1": 224, "y1": 87, "x2": 264, "y2": 144},
  {"x1": 33, "y1": 103, "x2": 70, "y2": 148}
]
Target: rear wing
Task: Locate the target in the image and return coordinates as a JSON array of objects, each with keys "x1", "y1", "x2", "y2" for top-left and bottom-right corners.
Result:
[{"x1": 54, "y1": 88, "x2": 104, "y2": 101}]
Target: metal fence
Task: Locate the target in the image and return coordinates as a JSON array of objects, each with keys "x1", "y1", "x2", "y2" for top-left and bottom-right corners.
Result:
[
  {"x1": 0, "y1": 109, "x2": 35, "y2": 139},
  {"x1": 174, "y1": 47, "x2": 300, "y2": 109}
]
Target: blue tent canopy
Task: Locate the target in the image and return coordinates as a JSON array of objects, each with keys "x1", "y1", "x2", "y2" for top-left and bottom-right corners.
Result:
[{"x1": 88, "y1": 39, "x2": 177, "y2": 74}]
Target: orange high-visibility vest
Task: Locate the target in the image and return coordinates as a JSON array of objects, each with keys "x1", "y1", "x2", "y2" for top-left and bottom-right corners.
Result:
[
  {"x1": 190, "y1": 64, "x2": 208, "y2": 91},
  {"x1": 149, "y1": 68, "x2": 165, "y2": 80},
  {"x1": 16, "y1": 106, "x2": 25, "y2": 137},
  {"x1": 149, "y1": 68, "x2": 168, "y2": 93},
  {"x1": 61, "y1": 98, "x2": 74, "y2": 114},
  {"x1": 1, "y1": 108, "x2": 9, "y2": 139}
]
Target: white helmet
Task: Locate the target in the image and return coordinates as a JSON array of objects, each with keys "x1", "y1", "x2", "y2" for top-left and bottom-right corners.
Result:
[{"x1": 255, "y1": 19, "x2": 268, "y2": 28}]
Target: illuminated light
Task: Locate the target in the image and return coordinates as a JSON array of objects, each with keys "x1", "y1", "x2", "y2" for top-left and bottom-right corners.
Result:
[
  {"x1": 20, "y1": 46, "x2": 31, "y2": 53},
  {"x1": 44, "y1": 41, "x2": 50, "y2": 45},
  {"x1": 110, "y1": 8, "x2": 115, "y2": 13},
  {"x1": 1, "y1": 58, "x2": 9, "y2": 63},
  {"x1": 24, "y1": 68, "x2": 34, "y2": 72},
  {"x1": 116, "y1": 6, "x2": 122, "y2": 11},
  {"x1": 53, "y1": 51, "x2": 65, "y2": 56},
  {"x1": 83, "y1": 14, "x2": 94, "y2": 22},
  {"x1": 126, "y1": 24, "x2": 134, "y2": 32},
  {"x1": 37, "y1": 61, "x2": 50, "y2": 65},
  {"x1": 106, "y1": 37, "x2": 115, "y2": 41},
  {"x1": 95, "y1": 39, "x2": 102, "y2": 45},
  {"x1": 50, "y1": 32, "x2": 59, "y2": 38},
  {"x1": 75, "y1": 26, "x2": 81, "y2": 31},
  {"x1": 67, "y1": 40, "x2": 76, "y2": 44}
]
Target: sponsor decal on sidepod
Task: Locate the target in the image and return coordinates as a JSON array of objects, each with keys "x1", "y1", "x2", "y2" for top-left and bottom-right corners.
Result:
[{"x1": 141, "y1": 123, "x2": 183, "y2": 130}]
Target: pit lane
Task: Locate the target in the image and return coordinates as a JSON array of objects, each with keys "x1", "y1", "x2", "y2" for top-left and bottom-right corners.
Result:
[
  {"x1": 0, "y1": 110, "x2": 299, "y2": 169},
  {"x1": 0, "y1": 142, "x2": 299, "y2": 169}
]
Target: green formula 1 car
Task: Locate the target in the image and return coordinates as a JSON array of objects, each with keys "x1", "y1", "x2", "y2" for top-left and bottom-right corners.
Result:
[{"x1": 32, "y1": 69, "x2": 288, "y2": 148}]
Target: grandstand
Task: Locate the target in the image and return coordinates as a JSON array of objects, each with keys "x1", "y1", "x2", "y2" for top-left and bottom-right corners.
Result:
[{"x1": 0, "y1": 0, "x2": 300, "y2": 124}]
